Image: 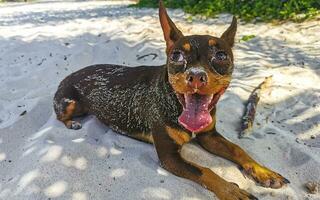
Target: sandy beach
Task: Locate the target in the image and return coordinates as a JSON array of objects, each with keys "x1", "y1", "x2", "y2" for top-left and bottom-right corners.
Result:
[{"x1": 0, "y1": 1, "x2": 319, "y2": 199}]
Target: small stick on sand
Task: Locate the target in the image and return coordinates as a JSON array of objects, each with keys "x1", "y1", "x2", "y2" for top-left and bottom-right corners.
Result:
[
  {"x1": 239, "y1": 76, "x2": 273, "y2": 138},
  {"x1": 305, "y1": 181, "x2": 319, "y2": 194}
]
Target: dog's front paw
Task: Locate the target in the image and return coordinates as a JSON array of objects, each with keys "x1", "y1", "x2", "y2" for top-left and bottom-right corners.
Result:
[
  {"x1": 66, "y1": 120, "x2": 82, "y2": 130},
  {"x1": 241, "y1": 163, "x2": 289, "y2": 189},
  {"x1": 216, "y1": 182, "x2": 258, "y2": 200}
]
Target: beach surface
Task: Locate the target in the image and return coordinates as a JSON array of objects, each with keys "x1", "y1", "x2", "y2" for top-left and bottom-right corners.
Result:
[{"x1": 0, "y1": 1, "x2": 319, "y2": 199}]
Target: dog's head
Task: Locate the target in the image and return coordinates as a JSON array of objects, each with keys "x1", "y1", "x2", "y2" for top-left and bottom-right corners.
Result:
[{"x1": 159, "y1": 1, "x2": 237, "y2": 133}]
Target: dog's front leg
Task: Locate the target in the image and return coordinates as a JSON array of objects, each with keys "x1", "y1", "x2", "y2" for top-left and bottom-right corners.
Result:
[
  {"x1": 196, "y1": 129, "x2": 289, "y2": 189},
  {"x1": 152, "y1": 125, "x2": 257, "y2": 200}
]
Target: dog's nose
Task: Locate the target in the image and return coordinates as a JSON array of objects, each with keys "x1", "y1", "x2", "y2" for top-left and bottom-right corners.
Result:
[{"x1": 186, "y1": 70, "x2": 208, "y2": 89}]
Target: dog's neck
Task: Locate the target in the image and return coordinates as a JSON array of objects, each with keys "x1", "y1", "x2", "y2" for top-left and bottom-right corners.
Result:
[{"x1": 154, "y1": 64, "x2": 183, "y2": 126}]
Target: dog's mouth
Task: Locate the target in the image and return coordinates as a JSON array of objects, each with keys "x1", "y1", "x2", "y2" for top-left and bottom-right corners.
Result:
[{"x1": 176, "y1": 89, "x2": 226, "y2": 133}]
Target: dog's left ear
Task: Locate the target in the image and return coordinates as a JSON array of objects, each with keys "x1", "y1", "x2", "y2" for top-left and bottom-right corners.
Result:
[
  {"x1": 221, "y1": 16, "x2": 237, "y2": 47},
  {"x1": 159, "y1": 0, "x2": 184, "y2": 54}
]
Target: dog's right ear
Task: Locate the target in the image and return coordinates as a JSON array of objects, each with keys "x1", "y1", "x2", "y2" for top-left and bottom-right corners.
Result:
[{"x1": 159, "y1": 0, "x2": 183, "y2": 54}]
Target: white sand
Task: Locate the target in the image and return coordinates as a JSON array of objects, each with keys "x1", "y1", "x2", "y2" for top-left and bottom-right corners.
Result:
[{"x1": 0, "y1": 1, "x2": 319, "y2": 200}]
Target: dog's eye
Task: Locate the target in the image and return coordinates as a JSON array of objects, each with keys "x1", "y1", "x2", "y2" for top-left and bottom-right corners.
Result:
[
  {"x1": 170, "y1": 50, "x2": 185, "y2": 64},
  {"x1": 210, "y1": 51, "x2": 231, "y2": 75},
  {"x1": 215, "y1": 51, "x2": 227, "y2": 61}
]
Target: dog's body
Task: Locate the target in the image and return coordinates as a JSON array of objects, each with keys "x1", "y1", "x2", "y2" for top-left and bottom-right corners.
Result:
[
  {"x1": 54, "y1": 1, "x2": 289, "y2": 199},
  {"x1": 54, "y1": 64, "x2": 178, "y2": 143}
]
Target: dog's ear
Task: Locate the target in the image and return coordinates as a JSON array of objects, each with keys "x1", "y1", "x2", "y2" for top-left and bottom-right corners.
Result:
[
  {"x1": 159, "y1": 0, "x2": 183, "y2": 54},
  {"x1": 221, "y1": 16, "x2": 237, "y2": 47}
]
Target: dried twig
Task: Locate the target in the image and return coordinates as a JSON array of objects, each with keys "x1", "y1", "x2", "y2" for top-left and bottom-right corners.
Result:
[
  {"x1": 305, "y1": 181, "x2": 319, "y2": 194},
  {"x1": 239, "y1": 76, "x2": 273, "y2": 138},
  {"x1": 136, "y1": 53, "x2": 158, "y2": 61}
]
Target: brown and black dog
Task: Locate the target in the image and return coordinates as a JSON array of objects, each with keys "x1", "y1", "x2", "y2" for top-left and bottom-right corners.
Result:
[{"x1": 53, "y1": 1, "x2": 289, "y2": 199}]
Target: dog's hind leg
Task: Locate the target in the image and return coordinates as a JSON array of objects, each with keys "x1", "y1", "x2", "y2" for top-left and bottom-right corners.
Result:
[{"x1": 53, "y1": 87, "x2": 87, "y2": 130}]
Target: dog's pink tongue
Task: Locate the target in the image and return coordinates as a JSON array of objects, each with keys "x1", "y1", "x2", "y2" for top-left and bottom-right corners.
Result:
[{"x1": 178, "y1": 94, "x2": 212, "y2": 132}]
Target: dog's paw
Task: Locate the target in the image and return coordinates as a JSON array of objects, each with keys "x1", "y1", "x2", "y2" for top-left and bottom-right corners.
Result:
[
  {"x1": 241, "y1": 163, "x2": 289, "y2": 189},
  {"x1": 66, "y1": 120, "x2": 82, "y2": 130},
  {"x1": 216, "y1": 182, "x2": 258, "y2": 200}
]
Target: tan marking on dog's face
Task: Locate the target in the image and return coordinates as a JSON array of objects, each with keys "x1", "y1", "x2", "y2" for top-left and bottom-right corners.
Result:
[
  {"x1": 166, "y1": 126, "x2": 191, "y2": 145},
  {"x1": 208, "y1": 39, "x2": 216, "y2": 46},
  {"x1": 168, "y1": 71, "x2": 231, "y2": 96},
  {"x1": 167, "y1": 35, "x2": 234, "y2": 97},
  {"x1": 200, "y1": 72, "x2": 231, "y2": 94},
  {"x1": 168, "y1": 72, "x2": 188, "y2": 94},
  {"x1": 183, "y1": 43, "x2": 191, "y2": 51}
]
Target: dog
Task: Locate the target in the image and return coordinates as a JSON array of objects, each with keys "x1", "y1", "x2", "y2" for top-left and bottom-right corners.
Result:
[{"x1": 53, "y1": 1, "x2": 289, "y2": 199}]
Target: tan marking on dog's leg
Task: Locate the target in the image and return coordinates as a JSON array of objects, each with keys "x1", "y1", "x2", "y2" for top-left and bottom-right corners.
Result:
[
  {"x1": 208, "y1": 39, "x2": 216, "y2": 46},
  {"x1": 131, "y1": 132, "x2": 154, "y2": 144},
  {"x1": 57, "y1": 100, "x2": 82, "y2": 129},
  {"x1": 166, "y1": 126, "x2": 191, "y2": 145}
]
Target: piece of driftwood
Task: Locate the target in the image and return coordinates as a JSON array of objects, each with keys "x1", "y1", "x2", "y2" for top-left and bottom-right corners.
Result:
[{"x1": 239, "y1": 76, "x2": 273, "y2": 138}]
